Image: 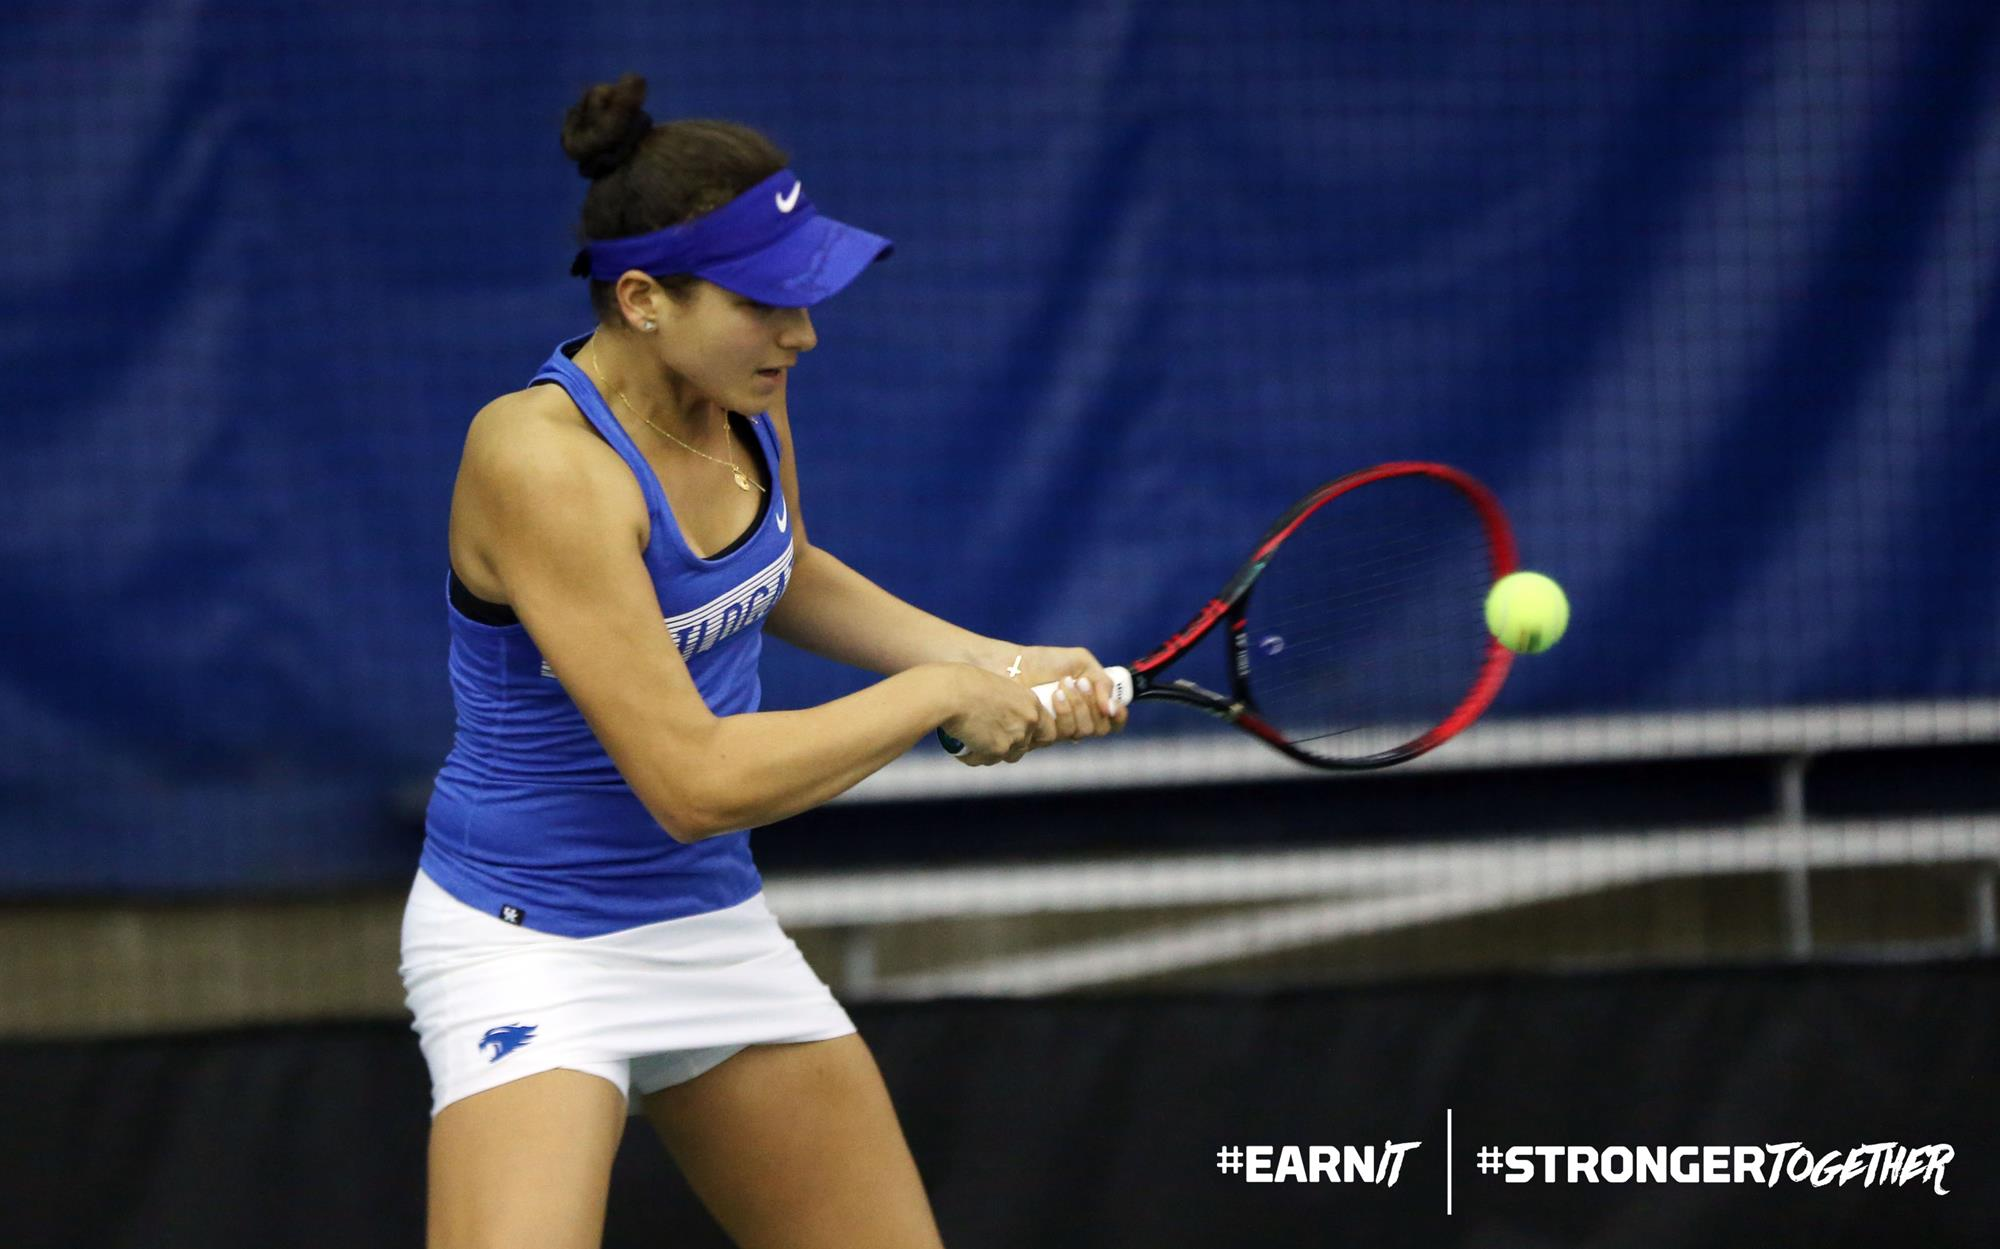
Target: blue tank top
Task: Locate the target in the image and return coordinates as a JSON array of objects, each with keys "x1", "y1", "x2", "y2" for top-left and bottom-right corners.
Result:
[{"x1": 420, "y1": 332, "x2": 793, "y2": 937}]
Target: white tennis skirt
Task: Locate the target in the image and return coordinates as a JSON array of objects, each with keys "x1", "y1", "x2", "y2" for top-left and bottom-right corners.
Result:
[{"x1": 399, "y1": 867, "x2": 855, "y2": 1118}]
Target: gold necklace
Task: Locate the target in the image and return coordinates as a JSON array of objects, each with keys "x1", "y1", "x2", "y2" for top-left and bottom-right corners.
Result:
[{"x1": 589, "y1": 339, "x2": 764, "y2": 493}]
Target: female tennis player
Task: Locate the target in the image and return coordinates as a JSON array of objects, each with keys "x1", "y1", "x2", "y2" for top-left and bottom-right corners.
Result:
[{"x1": 399, "y1": 74, "x2": 1125, "y2": 1249}]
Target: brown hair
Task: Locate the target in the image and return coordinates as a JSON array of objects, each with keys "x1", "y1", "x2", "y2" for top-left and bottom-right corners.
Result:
[{"x1": 560, "y1": 74, "x2": 789, "y2": 319}]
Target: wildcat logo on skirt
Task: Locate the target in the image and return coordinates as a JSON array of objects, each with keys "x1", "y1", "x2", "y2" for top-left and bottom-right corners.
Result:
[{"x1": 479, "y1": 1023, "x2": 538, "y2": 1063}]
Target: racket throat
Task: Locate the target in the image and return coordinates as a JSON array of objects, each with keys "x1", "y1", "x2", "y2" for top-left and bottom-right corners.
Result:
[{"x1": 1146, "y1": 677, "x2": 1245, "y2": 722}]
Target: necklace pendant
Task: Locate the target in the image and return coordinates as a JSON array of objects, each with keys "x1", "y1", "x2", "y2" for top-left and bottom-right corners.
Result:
[{"x1": 733, "y1": 469, "x2": 752, "y2": 492}]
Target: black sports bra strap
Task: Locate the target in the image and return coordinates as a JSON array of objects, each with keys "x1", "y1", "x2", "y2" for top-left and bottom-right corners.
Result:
[{"x1": 449, "y1": 568, "x2": 520, "y2": 626}]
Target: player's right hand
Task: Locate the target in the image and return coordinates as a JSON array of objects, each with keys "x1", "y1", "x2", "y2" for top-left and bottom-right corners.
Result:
[{"x1": 939, "y1": 663, "x2": 1054, "y2": 765}]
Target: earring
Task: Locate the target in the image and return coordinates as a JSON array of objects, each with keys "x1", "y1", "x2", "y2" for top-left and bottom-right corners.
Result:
[{"x1": 642, "y1": 320, "x2": 656, "y2": 332}]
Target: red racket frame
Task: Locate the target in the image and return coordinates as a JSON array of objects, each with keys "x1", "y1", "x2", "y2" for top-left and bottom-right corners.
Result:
[{"x1": 1126, "y1": 461, "x2": 1518, "y2": 769}]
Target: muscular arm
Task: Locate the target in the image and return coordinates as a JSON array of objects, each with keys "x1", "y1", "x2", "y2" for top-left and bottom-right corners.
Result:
[
  {"x1": 767, "y1": 544, "x2": 1016, "y2": 674},
  {"x1": 458, "y1": 394, "x2": 1032, "y2": 842}
]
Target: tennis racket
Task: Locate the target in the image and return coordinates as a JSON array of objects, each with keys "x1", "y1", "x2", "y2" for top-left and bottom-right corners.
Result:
[{"x1": 938, "y1": 461, "x2": 1519, "y2": 770}]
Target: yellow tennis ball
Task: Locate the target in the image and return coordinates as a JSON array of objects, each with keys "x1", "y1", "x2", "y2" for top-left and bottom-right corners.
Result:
[{"x1": 1484, "y1": 571, "x2": 1569, "y2": 654}]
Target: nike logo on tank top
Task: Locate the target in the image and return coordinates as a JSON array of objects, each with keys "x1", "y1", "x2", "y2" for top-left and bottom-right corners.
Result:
[{"x1": 420, "y1": 333, "x2": 790, "y2": 937}]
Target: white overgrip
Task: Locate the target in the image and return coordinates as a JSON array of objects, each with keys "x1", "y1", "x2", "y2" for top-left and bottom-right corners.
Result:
[
  {"x1": 1030, "y1": 664, "x2": 1134, "y2": 713},
  {"x1": 940, "y1": 665, "x2": 1134, "y2": 757}
]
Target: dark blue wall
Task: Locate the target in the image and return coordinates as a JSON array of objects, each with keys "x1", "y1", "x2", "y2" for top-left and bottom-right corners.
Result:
[{"x1": 5, "y1": 1, "x2": 1995, "y2": 890}]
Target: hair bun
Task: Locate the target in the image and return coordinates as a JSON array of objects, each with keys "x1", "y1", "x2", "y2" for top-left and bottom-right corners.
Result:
[{"x1": 562, "y1": 73, "x2": 654, "y2": 180}]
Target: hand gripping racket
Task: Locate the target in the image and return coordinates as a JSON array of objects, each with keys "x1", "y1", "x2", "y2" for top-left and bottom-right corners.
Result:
[{"x1": 938, "y1": 461, "x2": 1519, "y2": 769}]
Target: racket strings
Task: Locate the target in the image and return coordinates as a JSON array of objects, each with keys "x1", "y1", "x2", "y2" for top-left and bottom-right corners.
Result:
[{"x1": 1240, "y1": 478, "x2": 1497, "y2": 763}]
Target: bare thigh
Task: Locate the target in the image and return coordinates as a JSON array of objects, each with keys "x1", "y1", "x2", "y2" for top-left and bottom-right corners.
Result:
[
  {"x1": 427, "y1": 1067, "x2": 630, "y2": 1249},
  {"x1": 641, "y1": 1034, "x2": 945, "y2": 1249}
]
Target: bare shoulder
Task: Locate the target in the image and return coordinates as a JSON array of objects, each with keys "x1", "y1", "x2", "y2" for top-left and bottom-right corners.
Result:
[
  {"x1": 451, "y1": 385, "x2": 646, "y2": 597},
  {"x1": 463, "y1": 385, "x2": 625, "y2": 492}
]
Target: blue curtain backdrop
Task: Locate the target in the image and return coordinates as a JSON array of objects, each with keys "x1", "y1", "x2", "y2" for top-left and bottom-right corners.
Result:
[{"x1": 3, "y1": 0, "x2": 1995, "y2": 891}]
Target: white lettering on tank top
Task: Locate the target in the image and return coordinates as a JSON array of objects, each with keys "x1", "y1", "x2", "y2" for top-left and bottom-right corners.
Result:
[{"x1": 539, "y1": 542, "x2": 793, "y2": 678}]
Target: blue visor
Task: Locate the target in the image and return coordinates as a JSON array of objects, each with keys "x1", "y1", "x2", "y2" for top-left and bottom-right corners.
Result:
[{"x1": 578, "y1": 169, "x2": 892, "y2": 307}]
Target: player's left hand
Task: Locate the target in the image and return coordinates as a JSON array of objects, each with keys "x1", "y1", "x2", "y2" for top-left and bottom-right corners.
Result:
[{"x1": 1001, "y1": 645, "x2": 1129, "y2": 747}]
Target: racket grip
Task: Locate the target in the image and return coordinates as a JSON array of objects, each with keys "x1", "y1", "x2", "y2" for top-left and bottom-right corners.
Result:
[{"x1": 936, "y1": 665, "x2": 1134, "y2": 757}]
